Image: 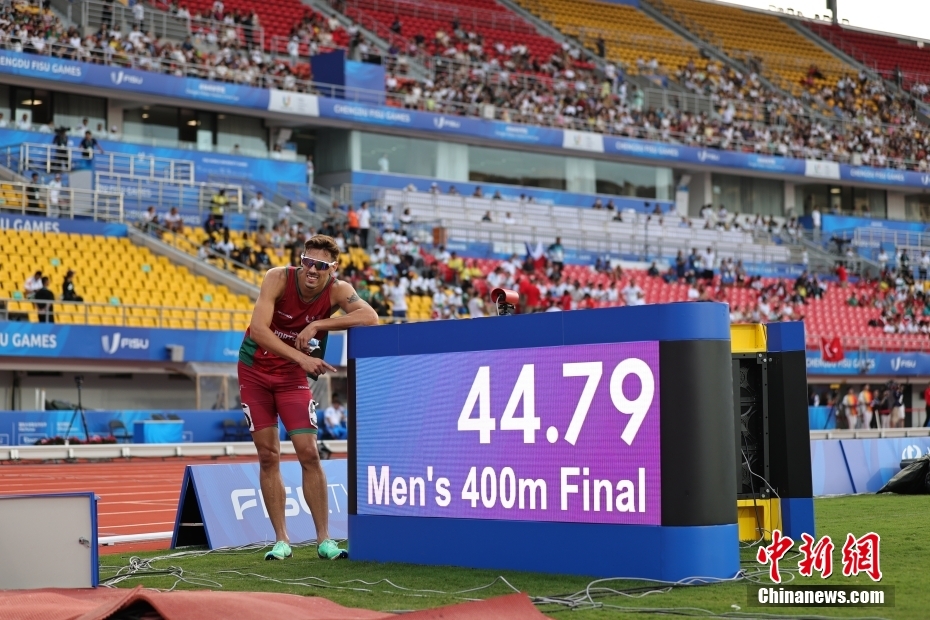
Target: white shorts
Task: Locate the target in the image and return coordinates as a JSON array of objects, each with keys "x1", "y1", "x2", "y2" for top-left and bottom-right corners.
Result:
[{"x1": 893, "y1": 406, "x2": 906, "y2": 420}]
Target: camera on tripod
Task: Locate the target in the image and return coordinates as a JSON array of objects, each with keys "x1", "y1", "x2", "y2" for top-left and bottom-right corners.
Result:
[{"x1": 64, "y1": 374, "x2": 88, "y2": 446}]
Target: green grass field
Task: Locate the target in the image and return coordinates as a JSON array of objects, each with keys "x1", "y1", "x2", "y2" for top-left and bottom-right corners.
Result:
[{"x1": 103, "y1": 495, "x2": 928, "y2": 619}]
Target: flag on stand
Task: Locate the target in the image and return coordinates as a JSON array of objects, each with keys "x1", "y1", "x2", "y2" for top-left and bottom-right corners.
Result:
[{"x1": 820, "y1": 337, "x2": 844, "y2": 363}]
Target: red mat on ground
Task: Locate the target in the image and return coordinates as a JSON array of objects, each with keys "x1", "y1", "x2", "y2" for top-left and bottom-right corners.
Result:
[{"x1": 0, "y1": 588, "x2": 546, "y2": 620}]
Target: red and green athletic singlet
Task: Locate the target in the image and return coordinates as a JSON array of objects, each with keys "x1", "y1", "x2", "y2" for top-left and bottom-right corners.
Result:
[{"x1": 238, "y1": 266, "x2": 337, "y2": 374}]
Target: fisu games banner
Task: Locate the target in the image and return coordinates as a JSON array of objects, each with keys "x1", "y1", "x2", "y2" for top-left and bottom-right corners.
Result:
[
  {"x1": 805, "y1": 350, "x2": 930, "y2": 376},
  {"x1": 0, "y1": 322, "x2": 348, "y2": 366},
  {"x1": 0, "y1": 213, "x2": 127, "y2": 236},
  {"x1": 0, "y1": 322, "x2": 242, "y2": 362},
  {"x1": 0, "y1": 50, "x2": 268, "y2": 109}
]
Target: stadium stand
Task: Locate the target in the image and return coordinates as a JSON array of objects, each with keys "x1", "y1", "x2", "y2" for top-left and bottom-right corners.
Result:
[
  {"x1": 656, "y1": 0, "x2": 852, "y2": 98},
  {"x1": 513, "y1": 0, "x2": 697, "y2": 77},
  {"x1": 166, "y1": 0, "x2": 350, "y2": 53},
  {"x1": 339, "y1": 0, "x2": 561, "y2": 65},
  {"x1": 156, "y1": 222, "x2": 371, "y2": 289},
  {"x1": 1, "y1": 228, "x2": 252, "y2": 330},
  {"x1": 7, "y1": 1, "x2": 930, "y2": 170},
  {"x1": 375, "y1": 188, "x2": 792, "y2": 264},
  {"x1": 804, "y1": 21, "x2": 930, "y2": 92}
]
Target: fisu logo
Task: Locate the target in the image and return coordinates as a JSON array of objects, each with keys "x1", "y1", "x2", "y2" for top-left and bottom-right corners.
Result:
[
  {"x1": 101, "y1": 333, "x2": 121, "y2": 354},
  {"x1": 110, "y1": 71, "x2": 143, "y2": 86}
]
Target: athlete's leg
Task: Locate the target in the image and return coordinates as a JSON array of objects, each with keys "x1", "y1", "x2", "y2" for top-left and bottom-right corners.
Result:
[
  {"x1": 274, "y1": 382, "x2": 331, "y2": 543},
  {"x1": 290, "y1": 432, "x2": 330, "y2": 543},
  {"x1": 252, "y1": 426, "x2": 289, "y2": 543},
  {"x1": 239, "y1": 363, "x2": 289, "y2": 543}
]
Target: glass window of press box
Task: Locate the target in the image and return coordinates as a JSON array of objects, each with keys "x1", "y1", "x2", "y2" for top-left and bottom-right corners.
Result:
[
  {"x1": 796, "y1": 184, "x2": 887, "y2": 218},
  {"x1": 355, "y1": 131, "x2": 673, "y2": 199},
  {"x1": 711, "y1": 174, "x2": 784, "y2": 216},
  {"x1": 905, "y1": 195, "x2": 930, "y2": 222}
]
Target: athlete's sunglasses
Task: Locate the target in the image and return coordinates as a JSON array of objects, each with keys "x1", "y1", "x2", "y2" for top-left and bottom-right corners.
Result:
[{"x1": 300, "y1": 255, "x2": 337, "y2": 271}]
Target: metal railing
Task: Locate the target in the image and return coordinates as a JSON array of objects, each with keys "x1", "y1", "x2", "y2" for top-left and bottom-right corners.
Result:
[
  {"x1": 71, "y1": 0, "x2": 266, "y2": 50},
  {"x1": 850, "y1": 227, "x2": 930, "y2": 253},
  {"x1": 0, "y1": 180, "x2": 124, "y2": 221},
  {"x1": 11, "y1": 143, "x2": 195, "y2": 182},
  {"x1": 341, "y1": 0, "x2": 536, "y2": 33},
  {"x1": 353, "y1": 186, "x2": 789, "y2": 263},
  {"x1": 94, "y1": 173, "x2": 242, "y2": 218},
  {"x1": 2, "y1": 297, "x2": 249, "y2": 331},
  {"x1": 437, "y1": 221, "x2": 789, "y2": 264}
]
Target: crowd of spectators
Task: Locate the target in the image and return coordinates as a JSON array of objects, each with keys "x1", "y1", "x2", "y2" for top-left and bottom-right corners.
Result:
[
  {"x1": 387, "y1": 47, "x2": 930, "y2": 171},
  {"x1": 848, "y1": 251, "x2": 930, "y2": 335},
  {"x1": 4, "y1": 3, "x2": 930, "y2": 170},
  {"x1": 0, "y1": 1, "x2": 327, "y2": 91}
]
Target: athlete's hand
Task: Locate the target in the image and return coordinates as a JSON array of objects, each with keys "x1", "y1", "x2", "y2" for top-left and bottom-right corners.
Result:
[
  {"x1": 300, "y1": 355, "x2": 336, "y2": 377},
  {"x1": 295, "y1": 323, "x2": 319, "y2": 353}
]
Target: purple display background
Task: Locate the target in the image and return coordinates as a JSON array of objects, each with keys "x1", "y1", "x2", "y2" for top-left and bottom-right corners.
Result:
[{"x1": 355, "y1": 342, "x2": 661, "y2": 525}]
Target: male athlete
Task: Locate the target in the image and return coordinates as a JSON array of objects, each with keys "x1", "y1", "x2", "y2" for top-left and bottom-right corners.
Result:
[{"x1": 238, "y1": 234, "x2": 378, "y2": 561}]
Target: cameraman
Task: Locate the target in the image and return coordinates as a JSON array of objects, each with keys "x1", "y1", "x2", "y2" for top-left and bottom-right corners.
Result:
[{"x1": 52, "y1": 127, "x2": 69, "y2": 172}]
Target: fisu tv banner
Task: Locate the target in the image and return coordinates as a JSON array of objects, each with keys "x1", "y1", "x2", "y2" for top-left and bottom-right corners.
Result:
[{"x1": 355, "y1": 341, "x2": 661, "y2": 525}]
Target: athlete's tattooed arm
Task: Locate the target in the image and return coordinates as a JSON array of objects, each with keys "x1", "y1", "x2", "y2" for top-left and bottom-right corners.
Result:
[{"x1": 295, "y1": 281, "x2": 378, "y2": 351}]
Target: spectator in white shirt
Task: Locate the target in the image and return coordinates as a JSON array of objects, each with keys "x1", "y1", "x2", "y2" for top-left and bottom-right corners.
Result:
[
  {"x1": 358, "y1": 202, "x2": 372, "y2": 247},
  {"x1": 73, "y1": 118, "x2": 90, "y2": 135},
  {"x1": 381, "y1": 205, "x2": 396, "y2": 232},
  {"x1": 877, "y1": 249, "x2": 889, "y2": 270},
  {"x1": 758, "y1": 297, "x2": 772, "y2": 321},
  {"x1": 132, "y1": 0, "x2": 144, "y2": 26},
  {"x1": 398, "y1": 207, "x2": 413, "y2": 231},
  {"x1": 24, "y1": 271, "x2": 44, "y2": 298},
  {"x1": 278, "y1": 200, "x2": 292, "y2": 224},
  {"x1": 214, "y1": 230, "x2": 236, "y2": 257},
  {"x1": 248, "y1": 192, "x2": 265, "y2": 231},
  {"x1": 486, "y1": 267, "x2": 505, "y2": 289},
  {"x1": 47, "y1": 174, "x2": 63, "y2": 217},
  {"x1": 701, "y1": 247, "x2": 716, "y2": 278},
  {"x1": 384, "y1": 276, "x2": 409, "y2": 320},
  {"x1": 467, "y1": 295, "x2": 485, "y2": 318},
  {"x1": 0, "y1": 113, "x2": 7, "y2": 128},
  {"x1": 140, "y1": 205, "x2": 158, "y2": 233},
  {"x1": 502, "y1": 212, "x2": 516, "y2": 225},
  {"x1": 622, "y1": 282, "x2": 642, "y2": 306},
  {"x1": 322, "y1": 397, "x2": 347, "y2": 439},
  {"x1": 164, "y1": 207, "x2": 183, "y2": 233},
  {"x1": 15, "y1": 113, "x2": 31, "y2": 130}
]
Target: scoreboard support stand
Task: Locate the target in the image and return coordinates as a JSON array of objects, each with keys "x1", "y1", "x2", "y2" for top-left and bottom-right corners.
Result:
[
  {"x1": 731, "y1": 322, "x2": 815, "y2": 542},
  {"x1": 348, "y1": 303, "x2": 741, "y2": 580}
]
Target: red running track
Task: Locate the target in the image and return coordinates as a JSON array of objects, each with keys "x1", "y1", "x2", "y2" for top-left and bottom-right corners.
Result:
[{"x1": 0, "y1": 456, "x2": 305, "y2": 555}]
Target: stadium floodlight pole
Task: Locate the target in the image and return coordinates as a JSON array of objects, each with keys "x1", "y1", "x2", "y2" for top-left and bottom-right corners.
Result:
[
  {"x1": 827, "y1": 0, "x2": 838, "y2": 24},
  {"x1": 63, "y1": 375, "x2": 90, "y2": 447}
]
